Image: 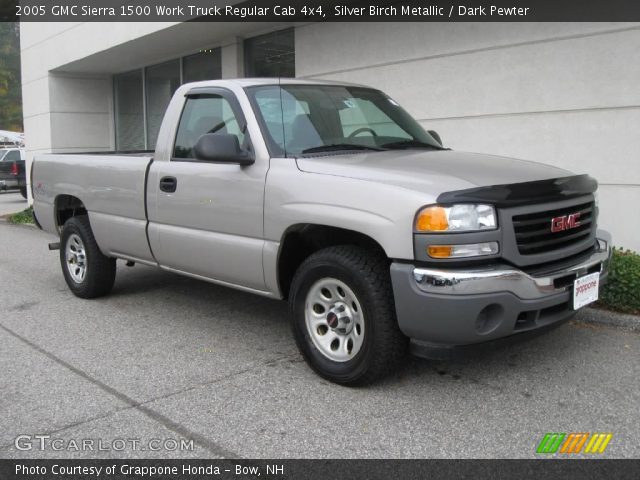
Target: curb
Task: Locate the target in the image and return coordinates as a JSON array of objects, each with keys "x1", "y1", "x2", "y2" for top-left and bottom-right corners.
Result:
[{"x1": 576, "y1": 307, "x2": 640, "y2": 332}]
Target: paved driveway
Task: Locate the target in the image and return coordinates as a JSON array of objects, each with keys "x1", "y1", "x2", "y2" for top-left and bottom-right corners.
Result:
[
  {"x1": 0, "y1": 223, "x2": 638, "y2": 458},
  {"x1": 0, "y1": 191, "x2": 27, "y2": 216}
]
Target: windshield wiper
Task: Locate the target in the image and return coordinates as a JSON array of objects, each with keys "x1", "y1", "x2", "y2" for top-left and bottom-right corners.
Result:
[
  {"x1": 381, "y1": 140, "x2": 445, "y2": 150},
  {"x1": 301, "y1": 144, "x2": 385, "y2": 154}
]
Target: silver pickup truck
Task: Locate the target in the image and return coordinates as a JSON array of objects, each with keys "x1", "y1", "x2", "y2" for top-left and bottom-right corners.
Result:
[{"x1": 32, "y1": 79, "x2": 611, "y2": 385}]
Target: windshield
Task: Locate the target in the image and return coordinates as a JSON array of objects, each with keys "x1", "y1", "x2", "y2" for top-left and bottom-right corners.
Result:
[{"x1": 246, "y1": 85, "x2": 442, "y2": 157}]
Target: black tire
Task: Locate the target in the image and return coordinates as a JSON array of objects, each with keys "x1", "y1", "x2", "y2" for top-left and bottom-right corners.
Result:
[
  {"x1": 289, "y1": 246, "x2": 408, "y2": 385},
  {"x1": 19, "y1": 187, "x2": 28, "y2": 199},
  {"x1": 60, "y1": 215, "x2": 116, "y2": 299}
]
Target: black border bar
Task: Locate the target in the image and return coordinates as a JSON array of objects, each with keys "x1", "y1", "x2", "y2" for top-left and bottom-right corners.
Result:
[
  {"x1": 2, "y1": 459, "x2": 640, "y2": 480},
  {"x1": 5, "y1": 0, "x2": 640, "y2": 22}
]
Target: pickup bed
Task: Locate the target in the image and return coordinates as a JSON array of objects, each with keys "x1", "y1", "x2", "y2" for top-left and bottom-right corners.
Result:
[{"x1": 32, "y1": 78, "x2": 612, "y2": 385}]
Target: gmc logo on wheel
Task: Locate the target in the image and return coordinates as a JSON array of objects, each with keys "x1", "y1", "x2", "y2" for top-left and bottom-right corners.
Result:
[{"x1": 550, "y1": 213, "x2": 581, "y2": 232}]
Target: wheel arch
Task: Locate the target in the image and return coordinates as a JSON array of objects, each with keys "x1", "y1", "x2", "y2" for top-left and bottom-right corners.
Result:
[
  {"x1": 54, "y1": 194, "x2": 88, "y2": 233},
  {"x1": 276, "y1": 223, "x2": 388, "y2": 300}
]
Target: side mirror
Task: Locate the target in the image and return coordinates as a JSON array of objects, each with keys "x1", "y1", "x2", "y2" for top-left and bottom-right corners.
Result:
[
  {"x1": 428, "y1": 130, "x2": 443, "y2": 146},
  {"x1": 194, "y1": 133, "x2": 254, "y2": 166}
]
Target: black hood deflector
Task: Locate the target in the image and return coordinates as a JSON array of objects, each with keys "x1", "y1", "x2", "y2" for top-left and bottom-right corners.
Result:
[{"x1": 436, "y1": 174, "x2": 597, "y2": 207}]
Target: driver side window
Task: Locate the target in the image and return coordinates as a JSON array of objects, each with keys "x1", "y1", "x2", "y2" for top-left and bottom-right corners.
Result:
[{"x1": 173, "y1": 95, "x2": 245, "y2": 159}]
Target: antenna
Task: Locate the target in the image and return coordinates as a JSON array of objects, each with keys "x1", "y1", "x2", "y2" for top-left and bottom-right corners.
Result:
[{"x1": 278, "y1": 50, "x2": 287, "y2": 157}]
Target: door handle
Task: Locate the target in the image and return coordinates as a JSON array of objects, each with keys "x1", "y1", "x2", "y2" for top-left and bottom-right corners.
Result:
[{"x1": 159, "y1": 176, "x2": 177, "y2": 193}]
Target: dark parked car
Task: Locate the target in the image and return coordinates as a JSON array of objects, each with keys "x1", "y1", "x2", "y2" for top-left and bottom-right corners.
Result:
[{"x1": 0, "y1": 148, "x2": 27, "y2": 198}]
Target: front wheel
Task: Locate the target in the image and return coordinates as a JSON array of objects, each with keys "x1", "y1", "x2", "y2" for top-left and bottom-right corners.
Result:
[
  {"x1": 289, "y1": 246, "x2": 407, "y2": 385},
  {"x1": 60, "y1": 215, "x2": 116, "y2": 298}
]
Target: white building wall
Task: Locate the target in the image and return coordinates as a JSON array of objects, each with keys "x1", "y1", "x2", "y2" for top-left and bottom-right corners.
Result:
[
  {"x1": 48, "y1": 74, "x2": 114, "y2": 152},
  {"x1": 296, "y1": 22, "x2": 640, "y2": 251}
]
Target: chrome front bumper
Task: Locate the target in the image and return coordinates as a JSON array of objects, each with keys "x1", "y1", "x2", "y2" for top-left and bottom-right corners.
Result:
[
  {"x1": 412, "y1": 231, "x2": 611, "y2": 301},
  {"x1": 389, "y1": 230, "x2": 612, "y2": 350}
]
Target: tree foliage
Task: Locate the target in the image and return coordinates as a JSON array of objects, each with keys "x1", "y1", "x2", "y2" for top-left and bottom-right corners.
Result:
[{"x1": 0, "y1": 22, "x2": 22, "y2": 131}]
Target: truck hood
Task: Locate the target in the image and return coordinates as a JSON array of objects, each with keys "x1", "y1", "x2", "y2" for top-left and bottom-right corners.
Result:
[{"x1": 296, "y1": 150, "x2": 572, "y2": 195}]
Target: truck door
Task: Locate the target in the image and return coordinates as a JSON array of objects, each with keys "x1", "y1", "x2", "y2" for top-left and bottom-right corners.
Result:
[{"x1": 146, "y1": 88, "x2": 268, "y2": 292}]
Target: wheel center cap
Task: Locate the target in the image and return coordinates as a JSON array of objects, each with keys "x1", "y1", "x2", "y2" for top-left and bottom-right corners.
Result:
[
  {"x1": 326, "y1": 302, "x2": 353, "y2": 334},
  {"x1": 326, "y1": 312, "x2": 339, "y2": 329}
]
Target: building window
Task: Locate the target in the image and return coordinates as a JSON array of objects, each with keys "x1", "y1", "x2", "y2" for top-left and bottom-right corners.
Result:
[
  {"x1": 113, "y1": 49, "x2": 223, "y2": 150},
  {"x1": 114, "y1": 70, "x2": 144, "y2": 150},
  {"x1": 244, "y1": 28, "x2": 295, "y2": 77},
  {"x1": 145, "y1": 59, "x2": 181, "y2": 149},
  {"x1": 183, "y1": 49, "x2": 222, "y2": 83}
]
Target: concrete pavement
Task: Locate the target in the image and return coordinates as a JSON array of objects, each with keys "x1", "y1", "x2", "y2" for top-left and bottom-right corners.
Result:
[
  {"x1": 0, "y1": 222, "x2": 638, "y2": 458},
  {"x1": 0, "y1": 191, "x2": 28, "y2": 217}
]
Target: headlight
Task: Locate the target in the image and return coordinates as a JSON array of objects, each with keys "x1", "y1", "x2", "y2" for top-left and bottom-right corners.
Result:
[{"x1": 415, "y1": 204, "x2": 497, "y2": 232}]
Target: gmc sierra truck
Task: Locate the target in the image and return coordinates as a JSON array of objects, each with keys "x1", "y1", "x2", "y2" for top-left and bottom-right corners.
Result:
[{"x1": 32, "y1": 79, "x2": 611, "y2": 385}]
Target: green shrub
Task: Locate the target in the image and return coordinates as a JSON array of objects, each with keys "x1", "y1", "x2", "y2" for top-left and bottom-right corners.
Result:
[
  {"x1": 6, "y1": 206, "x2": 34, "y2": 224},
  {"x1": 598, "y1": 247, "x2": 640, "y2": 314}
]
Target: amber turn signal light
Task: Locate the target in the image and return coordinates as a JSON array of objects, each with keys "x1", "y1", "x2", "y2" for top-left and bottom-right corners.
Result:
[
  {"x1": 415, "y1": 206, "x2": 448, "y2": 232},
  {"x1": 427, "y1": 245, "x2": 453, "y2": 258},
  {"x1": 427, "y1": 242, "x2": 499, "y2": 259}
]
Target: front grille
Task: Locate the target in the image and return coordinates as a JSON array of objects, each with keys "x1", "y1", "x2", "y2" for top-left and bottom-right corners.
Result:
[{"x1": 512, "y1": 201, "x2": 594, "y2": 255}]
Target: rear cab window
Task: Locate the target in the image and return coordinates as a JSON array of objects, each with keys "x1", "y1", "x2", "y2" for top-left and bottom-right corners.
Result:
[{"x1": 3, "y1": 150, "x2": 21, "y2": 162}]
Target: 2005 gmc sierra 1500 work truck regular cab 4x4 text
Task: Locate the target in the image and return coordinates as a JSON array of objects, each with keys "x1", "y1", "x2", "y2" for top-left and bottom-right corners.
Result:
[{"x1": 32, "y1": 79, "x2": 611, "y2": 385}]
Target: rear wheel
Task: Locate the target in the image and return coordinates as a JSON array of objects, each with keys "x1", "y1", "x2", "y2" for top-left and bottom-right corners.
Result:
[
  {"x1": 289, "y1": 246, "x2": 407, "y2": 385},
  {"x1": 19, "y1": 187, "x2": 27, "y2": 199},
  {"x1": 60, "y1": 215, "x2": 116, "y2": 298}
]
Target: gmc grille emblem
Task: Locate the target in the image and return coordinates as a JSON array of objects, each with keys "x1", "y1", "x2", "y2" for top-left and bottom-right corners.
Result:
[{"x1": 551, "y1": 212, "x2": 581, "y2": 233}]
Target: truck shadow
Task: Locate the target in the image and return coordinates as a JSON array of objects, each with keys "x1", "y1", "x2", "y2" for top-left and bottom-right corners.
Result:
[{"x1": 107, "y1": 263, "x2": 598, "y2": 389}]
